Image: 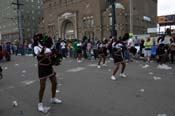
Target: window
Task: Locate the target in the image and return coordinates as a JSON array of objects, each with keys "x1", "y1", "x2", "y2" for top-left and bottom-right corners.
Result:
[
  {"x1": 109, "y1": 16, "x2": 112, "y2": 26},
  {"x1": 82, "y1": 16, "x2": 94, "y2": 28},
  {"x1": 82, "y1": 18, "x2": 87, "y2": 28}
]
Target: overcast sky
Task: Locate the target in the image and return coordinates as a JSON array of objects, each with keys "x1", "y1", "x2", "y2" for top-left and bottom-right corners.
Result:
[{"x1": 158, "y1": 0, "x2": 175, "y2": 16}]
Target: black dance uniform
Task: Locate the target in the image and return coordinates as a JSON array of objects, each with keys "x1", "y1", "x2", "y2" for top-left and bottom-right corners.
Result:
[
  {"x1": 77, "y1": 43, "x2": 82, "y2": 54},
  {"x1": 98, "y1": 43, "x2": 106, "y2": 56},
  {"x1": 35, "y1": 46, "x2": 55, "y2": 80},
  {"x1": 37, "y1": 55, "x2": 55, "y2": 79},
  {"x1": 112, "y1": 42, "x2": 124, "y2": 63}
]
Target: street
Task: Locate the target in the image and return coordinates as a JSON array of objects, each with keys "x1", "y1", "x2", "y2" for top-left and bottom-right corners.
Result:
[{"x1": 0, "y1": 56, "x2": 175, "y2": 116}]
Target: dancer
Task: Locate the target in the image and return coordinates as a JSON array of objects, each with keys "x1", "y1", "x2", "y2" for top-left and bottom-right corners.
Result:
[
  {"x1": 170, "y1": 37, "x2": 175, "y2": 64},
  {"x1": 77, "y1": 40, "x2": 82, "y2": 62},
  {"x1": 97, "y1": 41, "x2": 107, "y2": 68},
  {"x1": 33, "y1": 34, "x2": 62, "y2": 113},
  {"x1": 111, "y1": 37, "x2": 127, "y2": 80}
]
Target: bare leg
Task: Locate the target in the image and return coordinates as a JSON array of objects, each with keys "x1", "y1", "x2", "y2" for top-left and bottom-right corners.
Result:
[
  {"x1": 49, "y1": 76, "x2": 57, "y2": 98},
  {"x1": 103, "y1": 55, "x2": 106, "y2": 64},
  {"x1": 80, "y1": 53, "x2": 82, "y2": 60},
  {"x1": 39, "y1": 78, "x2": 47, "y2": 103},
  {"x1": 78, "y1": 54, "x2": 80, "y2": 60},
  {"x1": 78, "y1": 53, "x2": 82, "y2": 61},
  {"x1": 98, "y1": 55, "x2": 102, "y2": 65},
  {"x1": 121, "y1": 62, "x2": 126, "y2": 73},
  {"x1": 112, "y1": 63, "x2": 120, "y2": 76}
]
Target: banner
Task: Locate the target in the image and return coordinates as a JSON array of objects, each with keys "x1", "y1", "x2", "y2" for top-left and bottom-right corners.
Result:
[{"x1": 158, "y1": 15, "x2": 175, "y2": 25}]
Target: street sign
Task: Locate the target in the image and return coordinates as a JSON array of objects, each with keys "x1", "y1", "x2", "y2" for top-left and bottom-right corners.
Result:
[
  {"x1": 147, "y1": 27, "x2": 157, "y2": 33},
  {"x1": 157, "y1": 14, "x2": 175, "y2": 26}
]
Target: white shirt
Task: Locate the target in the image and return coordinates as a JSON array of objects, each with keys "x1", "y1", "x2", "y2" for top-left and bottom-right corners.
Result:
[
  {"x1": 34, "y1": 45, "x2": 52, "y2": 55},
  {"x1": 28, "y1": 43, "x2": 32, "y2": 49},
  {"x1": 113, "y1": 43, "x2": 123, "y2": 49},
  {"x1": 127, "y1": 38, "x2": 134, "y2": 48},
  {"x1": 77, "y1": 42, "x2": 82, "y2": 47}
]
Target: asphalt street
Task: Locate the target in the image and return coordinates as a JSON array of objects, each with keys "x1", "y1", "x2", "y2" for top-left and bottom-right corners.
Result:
[{"x1": 0, "y1": 55, "x2": 175, "y2": 116}]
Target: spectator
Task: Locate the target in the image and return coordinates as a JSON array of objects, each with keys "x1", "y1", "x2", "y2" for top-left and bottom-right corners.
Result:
[{"x1": 144, "y1": 38, "x2": 152, "y2": 62}]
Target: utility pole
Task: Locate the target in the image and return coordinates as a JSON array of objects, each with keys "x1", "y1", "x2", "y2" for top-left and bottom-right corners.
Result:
[
  {"x1": 129, "y1": 0, "x2": 133, "y2": 33},
  {"x1": 12, "y1": 0, "x2": 24, "y2": 44},
  {"x1": 107, "y1": 0, "x2": 117, "y2": 37}
]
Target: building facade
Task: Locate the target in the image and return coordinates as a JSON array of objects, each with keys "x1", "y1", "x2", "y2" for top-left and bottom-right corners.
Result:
[
  {"x1": 0, "y1": 0, "x2": 18, "y2": 42},
  {"x1": 0, "y1": 0, "x2": 43, "y2": 42},
  {"x1": 43, "y1": 0, "x2": 157, "y2": 40}
]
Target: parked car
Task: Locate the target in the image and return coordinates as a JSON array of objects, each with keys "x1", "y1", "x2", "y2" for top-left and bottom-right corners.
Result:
[{"x1": 0, "y1": 45, "x2": 11, "y2": 61}]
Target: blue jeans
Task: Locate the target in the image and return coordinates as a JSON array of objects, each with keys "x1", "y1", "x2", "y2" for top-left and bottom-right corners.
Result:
[{"x1": 123, "y1": 50, "x2": 130, "y2": 60}]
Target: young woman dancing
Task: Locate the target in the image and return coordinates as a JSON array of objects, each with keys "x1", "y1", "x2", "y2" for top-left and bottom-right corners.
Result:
[{"x1": 33, "y1": 34, "x2": 62, "y2": 113}]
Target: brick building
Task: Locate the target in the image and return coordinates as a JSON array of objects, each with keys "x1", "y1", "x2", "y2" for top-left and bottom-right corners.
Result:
[
  {"x1": 43, "y1": 0, "x2": 157, "y2": 40},
  {"x1": 0, "y1": 0, "x2": 43, "y2": 42}
]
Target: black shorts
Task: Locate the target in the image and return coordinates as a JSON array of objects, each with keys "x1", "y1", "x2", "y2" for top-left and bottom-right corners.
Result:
[
  {"x1": 98, "y1": 53, "x2": 105, "y2": 57},
  {"x1": 113, "y1": 52, "x2": 123, "y2": 63}
]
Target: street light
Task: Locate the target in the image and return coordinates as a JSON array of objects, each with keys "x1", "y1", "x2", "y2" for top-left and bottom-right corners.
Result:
[{"x1": 12, "y1": 0, "x2": 24, "y2": 44}]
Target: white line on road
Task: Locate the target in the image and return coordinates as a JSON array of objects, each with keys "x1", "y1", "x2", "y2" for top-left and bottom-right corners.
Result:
[
  {"x1": 6, "y1": 86, "x2": 15, "y2": 89},
  {"x1": 66, "y1": 67, "x2": 86, "y2": 72},
  {"x1": 87, "y1": 64, "x2": 98, "y2": 67}
]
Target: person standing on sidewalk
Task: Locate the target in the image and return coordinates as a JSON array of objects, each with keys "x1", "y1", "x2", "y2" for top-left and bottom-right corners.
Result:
[{"x1": 144, "y1": 38, "x2": 152, "y2": 62}]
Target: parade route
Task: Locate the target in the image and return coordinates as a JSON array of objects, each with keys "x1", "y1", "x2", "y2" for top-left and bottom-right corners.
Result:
[{"x1": 0, "y1": 56, "x2": 175, "y2": 116}]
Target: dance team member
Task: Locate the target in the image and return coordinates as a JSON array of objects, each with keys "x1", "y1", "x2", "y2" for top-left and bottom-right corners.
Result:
[{"x1": 33, "y1": 34, "x2": 62, "y2": 113}]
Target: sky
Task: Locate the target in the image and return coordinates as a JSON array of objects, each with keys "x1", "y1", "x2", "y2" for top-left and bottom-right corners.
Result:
[{"x1": 158, "y1": 0, "x2": 175, "y2": 16}]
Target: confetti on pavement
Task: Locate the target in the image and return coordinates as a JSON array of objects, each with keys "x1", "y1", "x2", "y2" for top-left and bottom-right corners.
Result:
[
  {"x1": 15, "y1": 64, "x2": 19, "y2": 66},
  {"x1": 157, "y1": 64, "x2": 172, "y2": 70},
  {"x1": 157, "y1": 114, "x2": 167, "y2": 116},
  {"x1": 21, "y1": 80, "x2": 36, "y2": 85},
  {"x1": 22, "y1": 70, "x2": 27, "y2": 73},
  {"x1": 58, "y1": 84, "x2": 62, "y2": 86},
  {"x1": 56, "y1": 90, "x2": 60, "y2": 93},
  {"x1": 139, "y1": 89, "x2": 145, "y2": 92},
  {"x1": 4, "y1": 67, "x2": 8, "y2": 70},
  {"x1": 142, "y1": 64, "x2": 150, "y2": 69},
  {"x1": 148, "y1": 72, "x2": 154, "y2": 75},
  {"x1": 12, "y1": 101, "x2": 18, "y2": 107},
  {"x1": 34, "y1": 64, "x2": 37, "y2": 67},
  {"x1": 153, "y1": 76, "x2": 162, "y2": 80}
]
